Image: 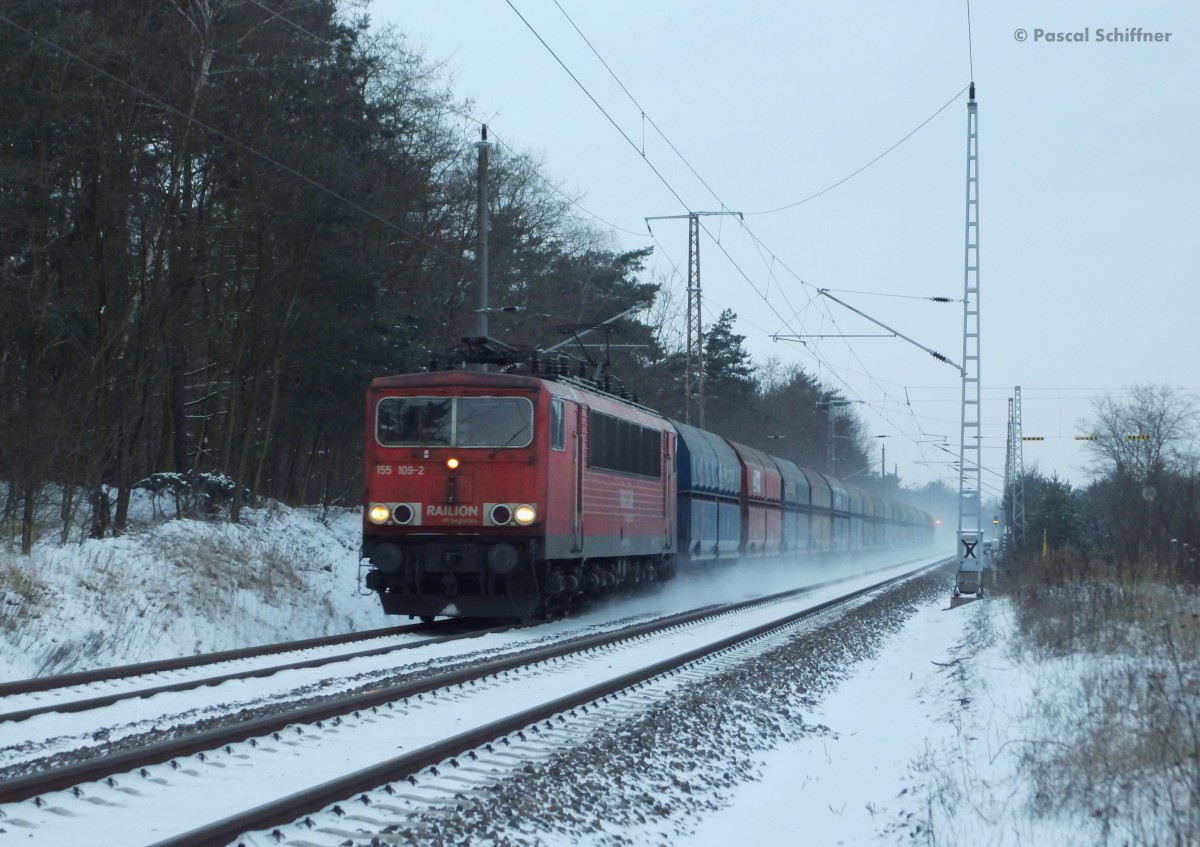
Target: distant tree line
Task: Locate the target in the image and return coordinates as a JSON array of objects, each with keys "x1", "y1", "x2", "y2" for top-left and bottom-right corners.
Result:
[
  {"x1": 1003, "y1": 385, "x2": 1199, "y2": 574},
  {"x1": 0, "y1": 0, "x2": 876, "y2": 551}
]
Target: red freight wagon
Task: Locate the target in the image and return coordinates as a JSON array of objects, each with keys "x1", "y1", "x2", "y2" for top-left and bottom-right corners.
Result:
[
  {"x1": 727, "y1": 440, "x2": 783, "y2": 556},
  {"x1": 362, "y1": 370, "x2": 675, "y2": 620}
]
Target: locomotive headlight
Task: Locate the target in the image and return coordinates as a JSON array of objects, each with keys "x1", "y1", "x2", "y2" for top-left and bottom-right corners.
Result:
[
  {"x1": 445, "y1": 456, "x2": 460, "y2": 470},
  {"x1": 368, "y1": 503, "x2": 391, "y2": 524},
  {"x1": 490, "y1": 504, "x2": 513, "y2": 526},
  {"x1": 513, "y1": 504, "x2": 537, "y2": 525}
]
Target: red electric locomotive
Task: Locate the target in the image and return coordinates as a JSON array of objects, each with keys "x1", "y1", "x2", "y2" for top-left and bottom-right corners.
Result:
[{"x1": 362, "y1": 369, "x2": 676, "y2": 620}]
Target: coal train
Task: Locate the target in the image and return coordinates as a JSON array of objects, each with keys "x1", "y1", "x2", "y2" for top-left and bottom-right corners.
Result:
[{"x1": 362, "y1": 359, "x2": 933, "y2": 620}]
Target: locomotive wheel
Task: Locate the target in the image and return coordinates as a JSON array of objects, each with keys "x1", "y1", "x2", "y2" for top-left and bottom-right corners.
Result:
[{"x1": 419, "y1": 615, "x2": 435, "y2": 624}]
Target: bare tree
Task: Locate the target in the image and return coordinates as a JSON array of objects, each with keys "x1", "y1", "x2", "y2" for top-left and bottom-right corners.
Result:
[
  {"x1": 1081, "y1": 384, "x2": 1199, "y2": 559},
  {"x1": 1083, "y1": 384, "x2": 1197, "y2": 483}
]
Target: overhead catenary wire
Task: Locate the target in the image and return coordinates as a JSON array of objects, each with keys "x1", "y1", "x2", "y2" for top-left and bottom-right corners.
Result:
[
  {"x1": 966, "y1": 0, "x2": 976, "y2": 81},
  {"x1": 506, "y1": 1, "x2": 983, "y2": 465},
  {"x1": 550, "y1": 0, "x2": 969, "y2": 227},
  {"x1": 507, "y1": 4, "x2": 867, "y2": 404},
  {"x1": 246, "y1": 0, "x2": 657, "y2": 241},
  {"x1": 523, "y1": 1, "x2": 964, "y2": 312},
  {"x1": 820, "y1": 288, "x2": 963, "y2": 303},
  {"x1": 745, "y1": 85, "x2": 971, "y2": 216},
  {"x1": 329, "y1": 0, "x2": 788, "y2": 367},
  {"x1": 252, "y1": 0, "x2": 652, "y2": 242},
  {"x1": 460, "y1": 6, "x2": 995, "y2": 492},
  {"x1": 536, "y1": 4, "x2": 975, "y2": 461},
  {"x1": 503, "y1": 0, "x2": 691, "y2": 214},
  {"x1": 549, "y1": 0, "x2": 729, "y2": 213}
]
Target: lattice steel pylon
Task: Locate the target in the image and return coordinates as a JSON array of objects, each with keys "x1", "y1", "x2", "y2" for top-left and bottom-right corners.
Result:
[
  {"x1": 1009, "y1": 385, "x2": 1026, "y2": 549},
  {"x1": 1004, "y1": 397, "x2": 1014, "y2": 533},
  {"x1": 686, "y1": 215, "x2": 703, "y2": 427},
  {"x1": 954, "y1": 82, "x2": 984, "y2": 596},
  {"x1": 644, "y1": 210, "x2": 743, "y2": 428},
  {"x1": 1005, "y1": 399, "x2": 1013, "y2": 479}
]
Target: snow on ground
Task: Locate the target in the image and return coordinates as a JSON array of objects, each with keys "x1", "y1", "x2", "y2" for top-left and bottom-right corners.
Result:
[
  {"x1": 684, "y1": 592, "x2": 1094, "y2": 847},
  {"x1": 1, "y1": 500, "x2": 1139, "y2": 845},
  {"x1": 0, "y1": 495, "x2": 390, "y2": 682}
]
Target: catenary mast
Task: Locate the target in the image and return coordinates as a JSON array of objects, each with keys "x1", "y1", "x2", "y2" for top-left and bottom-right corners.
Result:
[
  {"x1": 954, "y1": 82, "x2": 984, "y2": 596},
  {"x1": 644, "y1": 211, "x2": 742, "y2": 427},
  {"x1": 1006, "y1": 386, "x2": 1026, "y2": 552}
]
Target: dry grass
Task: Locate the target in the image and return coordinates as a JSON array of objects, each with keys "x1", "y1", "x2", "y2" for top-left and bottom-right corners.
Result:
[
  {"x1": 2, "y1": 516, "x2": 327, "y2": 676},
  {"x1": 998, "y1": 549, "x2": 1200, "y2": 845},
  {"x1": 152, "y1": 530, "x2": 307, "y2": 609},
  {"x1": 0, "y1": 556, "x2": 47, "y2": 636},
  {"x1": 0, "y1": 557, "x2": 43, "y2": 604}
]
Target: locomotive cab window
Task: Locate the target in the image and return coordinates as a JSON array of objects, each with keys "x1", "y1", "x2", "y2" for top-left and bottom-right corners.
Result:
[
  {"x1": 376, "y1": 396, "x2": 533, "y2": 448},
  {"x1": 376, "y1": 397, "x2": 451, "y2": 446},
  {"x1": 455, "y1": 397, "x2": 533, "y2": 448}
]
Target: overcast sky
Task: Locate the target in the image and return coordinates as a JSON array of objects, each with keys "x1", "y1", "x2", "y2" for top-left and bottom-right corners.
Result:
[{"x1": 366, "y1": 0, "x2": 1199, "y2": 495}]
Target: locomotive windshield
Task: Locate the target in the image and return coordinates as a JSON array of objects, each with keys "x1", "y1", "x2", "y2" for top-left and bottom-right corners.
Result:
[{"x1": 376, "y1": 396, "x2": 533, "y2": 448}]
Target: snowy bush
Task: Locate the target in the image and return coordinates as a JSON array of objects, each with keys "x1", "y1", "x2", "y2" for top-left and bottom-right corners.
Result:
[{"x1": 135, "y1": 471, "x2": 241, "y2": 518}]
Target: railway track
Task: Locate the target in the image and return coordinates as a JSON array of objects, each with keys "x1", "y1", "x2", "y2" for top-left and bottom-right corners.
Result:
[
  {"x1": 0, "y1": 617, "x2": 509, "y2": 725},
  {"x1": 0, "y1": 621, "x2": 433, "y2": 699},
  {"x1": 0, "y1": 555, "x2": 951, "y2": 846}
]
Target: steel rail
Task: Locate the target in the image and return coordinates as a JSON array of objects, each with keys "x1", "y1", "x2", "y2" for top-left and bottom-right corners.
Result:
[
  {"x1": 0, "y1": 623, "x2": 434, "y2": 698},
  {"x1": 0, "y1": 556, "x2": 950, "y2": 807},
  {"x1": 152, "y1": 560, "x2": 951, "y2": 847},
  {"x1": 0, "y1": 620, "x2": 511, "y2": 724}
]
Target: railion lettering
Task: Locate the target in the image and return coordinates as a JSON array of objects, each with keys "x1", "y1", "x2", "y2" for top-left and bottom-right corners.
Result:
[{"x1": 426, "y1": 504, "x2": 479, "y2": 518}]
